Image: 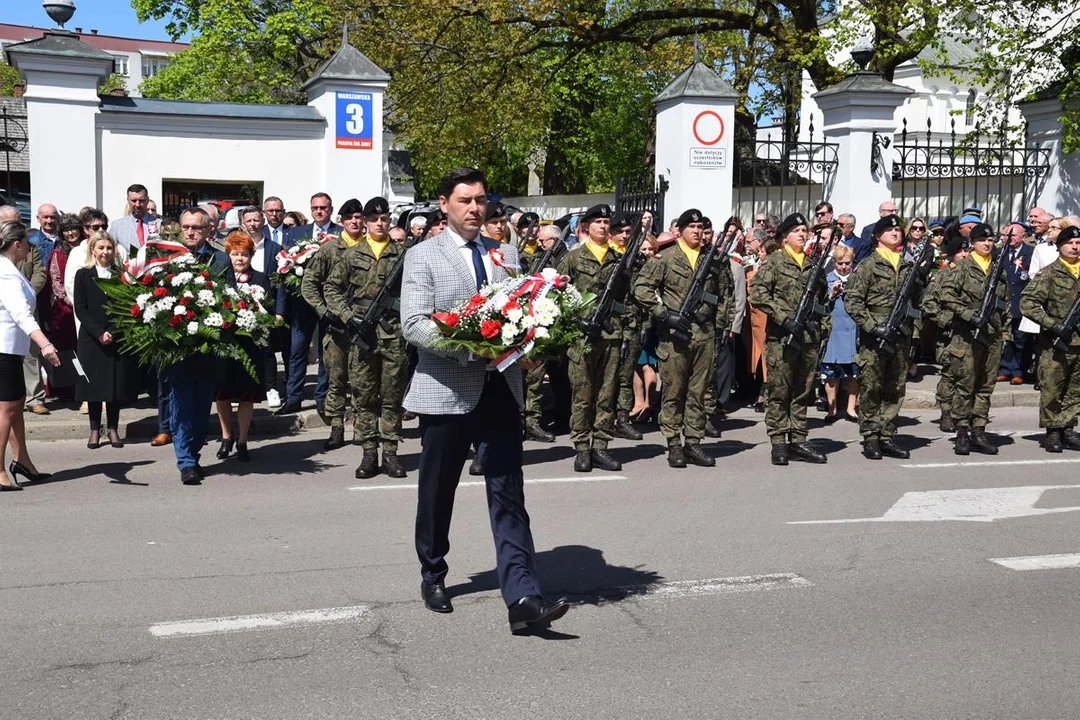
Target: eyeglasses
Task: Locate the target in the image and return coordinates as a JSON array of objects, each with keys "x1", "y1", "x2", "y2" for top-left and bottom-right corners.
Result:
[
  {"x1": 310, "y1": 205, "x2": 330, "y2": 211},
  {"x1": 181, "y1": 224, "x2": 208, "y2": 231},
  {"x1": 910, "y1": 225, "x2": 926, "y2": 231},
  {"x1": 754, "y1": 218, "x2": 766, "y2": 225},
  {"x1": 814, "y1": 211, "x2": 829, "y2": 217}
]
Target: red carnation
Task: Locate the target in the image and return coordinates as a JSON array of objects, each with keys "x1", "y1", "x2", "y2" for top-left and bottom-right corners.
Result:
[
  {"x1": 141, "y1": 275, "x2": 154, "y2": 286},
  {"x1": 168, "y1": 315, "x2": 182, "y2": 328},
  {"x1": 130, "y1": 304, "x2": 141, "y2": 317},
  {"x1": 221, "y1": 321, "x2": 231, "y2": 329},
  {"x1": 153, "y1": 287, "x2": 167, "y2": 297},
  {"x1": 185, "y1": 310, "x2": 195, "y2": 320},
  {"x1": 178, "y1": 296, "x2": 191, "y2": 306},
  {"x1": 222, "y1": 300, "x2": 232, "y2": 309},
  {"x1": 480, "y1": 319, "x2": 502, "y2": 339},
  {"x1": 204, "y1": 282, "x2": 214, "y2": 289},
  {"x1": 165, "y1": 273, "x2": 175, "y2": 283},
  {"x1": 237, "y1": 301, "x2": 249, "y2": 310},
  {"x1": 502, "y1": 301, "x2": 521, "y2": 316},
  {"x1": 199, "y1": 271, "x2": 209, "y2": 278},
  {"x1": 432, "y1": 311, "x2": 460, "y2": 327}
]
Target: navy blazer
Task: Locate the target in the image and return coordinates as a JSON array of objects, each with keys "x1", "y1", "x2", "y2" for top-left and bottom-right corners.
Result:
[
  {"x1": 852, "y1": 223, "x2": 876, "y2": 264},
  {"x1": 192, "y1": 242, "x2": 234, "y2": 283},
  {"x1": 1003, "y1": 242, "x2": 1034, "y2": 318},
  {"x1": 262, "y1": 223, "x2": 289, "y2": 248},
  {"x1": 283, "y1": 222, "x2": 343, "y2": 249}
]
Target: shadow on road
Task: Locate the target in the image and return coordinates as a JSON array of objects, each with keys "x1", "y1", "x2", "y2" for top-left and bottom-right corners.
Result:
[{"x1": 32, "y1": 459, "x2": 155, "y2": 486}]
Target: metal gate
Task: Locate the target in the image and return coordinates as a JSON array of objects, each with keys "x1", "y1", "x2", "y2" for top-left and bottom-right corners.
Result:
[
  {"x1": 615, "y1": 174, "x2": 668, "y2": 229},
  {"x1": 892, "y1": 118, "x2": 1051, "y2": 230},
  {"x1": 0, "y1": 105, "x2": 29, "y2": 198}
]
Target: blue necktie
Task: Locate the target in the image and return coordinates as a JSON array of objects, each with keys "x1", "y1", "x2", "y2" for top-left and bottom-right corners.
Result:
[{"x1": 466, "y1": 240, "x2": 487, "y2": 291}]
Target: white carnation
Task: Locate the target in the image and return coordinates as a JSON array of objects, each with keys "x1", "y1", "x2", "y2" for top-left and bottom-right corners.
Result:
[
  {"x1": 533, "y1": 326, "x2": 550, "y2": 339},
  {"x1": 540, "y1": 267, "x2": 560, "y2": 281},
  {"x1": 136, "y1": 293, "x2": 152, "y2": 308},
  {"x1": 173, "y1": 304, "x2": 187, "y2": 316},
  {"x1": 170, "y1": 272, "x2": 193, "y2": 287},
  {"x1": 520, "y1": 315, "x2": 535, "y2": 328},
  {"x1": 505, "y1": 306, "x2": 523, "y2": 323},
  {"x1": 187, "y1": 321, "x2": 199, "y2": 335},
  {"x1": 295, "y1": 266, "x2": 305, "y2": 276},
  {"x1": 197, "y1": 289, "x2": 216, "y2": 307},
  {"x1": 500, "y1": 323, "x2": 520, "y2": 344},
  {"x1": 183, "y1": 290, "x2": 194, "y2": 298},
  {"x1": 236, "y1": 309, "x2": 257, "y2": 331},
  {"x1": 245, "y1": 284, "x2": 266, "y2": 301},
  {"x1": 224, "y1": 287, "x2": 239, "y2": 298},
  {"x1": 154, "y1": 297, "x2": 175, "y2": 312},
  {"x1": 143, "y1": 308, "x2": 158, "y2": 323},
  {"x1": 203, "y1": 312, "x2": 224, "y2": 328},
  {"x1": 173, "y1": 254, "x2": 195, "y2": 266}
]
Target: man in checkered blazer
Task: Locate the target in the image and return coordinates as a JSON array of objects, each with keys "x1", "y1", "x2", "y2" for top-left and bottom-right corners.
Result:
[{"x1": 401, "y1": 167, "x2": 570, "y2": 635}]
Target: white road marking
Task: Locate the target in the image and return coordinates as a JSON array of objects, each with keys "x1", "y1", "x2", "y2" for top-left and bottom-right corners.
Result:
[
  {"x1": 149, "y1": 605, "x2": 369, "y2": 638},
  {"x1": 348, "y1": 475, "x2": 627, "y2": 491},
  {"x1": 617, "y1": 574, "x2": 812, "y2": 599},
  {"x1": 990, "y1": 553, "x2": 1080, "y2": 571},
  {"x1": 789, "y1": 484, "x2": 1080, "y2": 525},
  {"x1": 901, "y1": 458, "x2": 1080, "y2": 469}
]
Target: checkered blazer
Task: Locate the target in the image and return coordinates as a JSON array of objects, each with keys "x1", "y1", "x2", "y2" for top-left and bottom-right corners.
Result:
[{"x1": 401, "y1": 231, "x2": 524, "y2": 415}]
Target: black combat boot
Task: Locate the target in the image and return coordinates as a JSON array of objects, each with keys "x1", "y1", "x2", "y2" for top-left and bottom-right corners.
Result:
[
  {"x1": 954, "y1": 427, "x2": 971, "y2": 455},
  {"x1": 683, "y1": 444, "x2": 715, "y2": 467},
  {"x1": 1062, "y1": 428, "x2": 1080, "y2": 451},
  {"x1": 879, "y1": 438, "x2": 910, "y2": 459},
  {"x1": 970, "y1": 428, "x2": 998, "y2": 455},
  {"x1": 1045, "y1": 428, "x2": 1063, "y2": 453},
  {"x1": 469, "y1": 455, "x2": 485, "y2": 476},
  {"x1": 939, "y1": 410, "x2": 955, "y2": 433},
  {"x1": 324, "y1": 426, "x2": 345, "y2": 451},
  {"x1": 703, "y1": 417, "x2": 722, "y2": 439},
  {"x1": 591, "y1": 448, "x2": 622, "y2": 471},
  {"x1": 614, "y1": 411, "x2": 643, "y2": 441},
  {"x1": 788, "y1": 442, "x2": 827, "y2": 464},
  {"x1": 382, "y1": 448, "x2": 406, "y2": 478},
  {"x1": 771, "y1": 444, "x2": 789, "y2": 466},
  {"x1": 525, "y1": 422, "x2": 556, "y2": 443},
  {"x1": 862, "y1": 438, "x2": 883, "y2": 460},
  {"x1": 354, "y1": 447, "x2": 379, "y2": 479},
  {"x1": 667, "y1": 445, "x2": 687, "y2": 468},
  {"x1": 573, "y1": 450, "x2": 592, "y2": 472}
]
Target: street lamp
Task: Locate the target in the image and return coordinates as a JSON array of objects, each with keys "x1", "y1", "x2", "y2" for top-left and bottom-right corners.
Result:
[{"x1": 43, "y1": 0, "x2": 76, "y2": 30}]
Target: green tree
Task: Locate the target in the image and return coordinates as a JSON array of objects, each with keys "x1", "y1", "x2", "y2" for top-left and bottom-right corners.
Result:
[
  {"x1": 0, "y1": 61, "x2": 20, "y2": 97},
  {"x1": 98, "y1": 72, "x2": 128, "y2": 96}
]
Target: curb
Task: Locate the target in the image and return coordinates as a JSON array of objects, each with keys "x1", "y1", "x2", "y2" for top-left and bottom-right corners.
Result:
[{"x1": 25, "y1": 408, "x2": 323, "y2": 443}]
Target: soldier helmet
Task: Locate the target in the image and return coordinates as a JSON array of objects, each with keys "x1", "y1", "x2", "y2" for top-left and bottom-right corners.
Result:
[
  {"x1": 1056, "y1": 226, "x2": 1080, "y2": 247},
  {"x1": 339, "y1": 198, "x2": 364, "y2": 217},
  {"x1": 363, "y1": 197, "x2": 389, "y2": 216},
  {"x1": 676, "y1": 208, "x2": 703, "y2": 230},
  {"x1": 775, "y1": 213, "x2": 808, "y2": 239}
]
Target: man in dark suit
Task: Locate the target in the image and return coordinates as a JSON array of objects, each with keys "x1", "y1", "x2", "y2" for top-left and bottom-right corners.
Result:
[
  {"x1": 853, "y1": 199, "x2": 897, "y2": 264},
  {"x1": 275, "y1": 192, "x2": 342, "y2": 416},
  {"x1": 400, "y1": 167, "x2": 569, "y2": 635},
  {"x1": 998, "y1": 221, "x2": 1035, "y2": 383},
  {"x1": 241, "y1": 205, "x2": 288, "y2": 405}
]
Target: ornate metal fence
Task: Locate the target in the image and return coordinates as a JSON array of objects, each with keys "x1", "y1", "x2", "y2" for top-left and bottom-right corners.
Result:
[
  {"x1": 733, "y1": 118, "x2": 839, "y2": 223},
  {"x1": 615, "y1": 174, "x2": 668, "y2": 229},
  {"x1": 0, "y1": 105, "x2": 29, "y2": 198},
  {"x1": 892, "y1": 118, "x2": 1051, "y2": 230}
]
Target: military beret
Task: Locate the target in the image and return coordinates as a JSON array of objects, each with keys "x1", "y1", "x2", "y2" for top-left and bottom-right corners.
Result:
[
  {"x1": 1056, "y1": 226, "x2": 1080, "y2": 247},
  {"x1": 959, "y1": 213, "x2": 981, "y2": 225},
  {"x1": 928, "y1": 219, "x2": 946, "y2": 231},
  {"x1": 873, "y1": 215, "x2": 902, "y2": 236},
  {"x1": 676, "y1": 208, "x2": 703, "y2": 230},
  {"x1": 968, "y1": 223, "x2": 994, "y2": 240},
  {"x1": 775, "y1": 212, "x2": 808, "y2": 239},
  {"x1": 339, "y1": 198, "x2": 364, "y2": 217},
  {"x1": 428, "y1": 208, "x2": 446, "y2": 223},
  {"x1": 362, "y1": 196, "x2": 389, "y2": 216},
  {"x1": 609, "y1": 212, "x2": 631, "y2": 232},
  {"x1": 582, "y1": 204, "x2": 613, "y2": 223},
  {"x1": 516, "y1": 211, "x2": 540, "y2": 230},
  {"x1": 941, "y1": 233, "x2": 968, "y2": 256},
  {"x1": 701, "y1": 216, "x2": 713, "y2": 231},
  {"x1": 485, "y1": 202, "x2": 507, "y2": 221},
  {"x1": 961, "y1": 206, "x2": 983, "y2": 219}
]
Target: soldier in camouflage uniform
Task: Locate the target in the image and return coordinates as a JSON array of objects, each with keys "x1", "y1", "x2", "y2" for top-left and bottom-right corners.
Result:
[
  {"x1": 608, "y1": 213, "x2": 644, "y2": 442},
  {"x1": 699, "y1": 217, "x2": 724, "y2": 439},
  {"x1": 749, "y1": 212, "x2": 830, "y2": 466},
  {"x1": 939, "y1": 223, "x2": 1010, "y2": 455},
  {"x1": 919, "y1": 233, "x2": 969, "y2": 433},
  {"x1": 1019, "y1": 225, "x2": 1080, "y2": 453},
  {"x1": 633, "y1": 208, "x2": 734, "y2": 468},
  {"x1": 301, "y1": 198, "x2": 364, "y2": 453},
  {"x1": 515, "y1": 213, "x2": 556, "y2": 443},
  {"x1": 558, "y1": 204, "x2": 624, "y2": 472},
  {"x1": 844, "y1": 215, "x2": 915, "y2": 460},
  {"x1": 325, "y1": 197, "x2": 408, "y2": 479},
  {"x1": 483, "y1": 202, "x2": 510, "y2": 244}
]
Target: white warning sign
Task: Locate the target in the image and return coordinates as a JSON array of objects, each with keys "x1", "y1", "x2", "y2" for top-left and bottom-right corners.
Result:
[{"x1": 689, "y1": 147, "x2": 727, "y2": 168}]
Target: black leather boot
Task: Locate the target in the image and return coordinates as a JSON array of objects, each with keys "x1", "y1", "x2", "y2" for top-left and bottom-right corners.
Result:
[
  {"x1": 683, "y1": 444, "x2": 716, "y2": 467},
  {"x1": 468, "y1": 455, "x2": 484, "y2": 476},
  {"x1": 939, "y1": 410, "x2": 955, "y2": 433},
  {"x1": 573, "y1": 450, "x2": 592, "y2": 472},
  {"x1": 788, "y1": 442, "x2": 827, "y2": 464},
  {"x1": 216, "y1": 437, "x2": 234, "y2": 460},
  {"x1": 324, "y1": 426, "x2": 345, "y2": 451},
  {"x1": 524, "y1": 422, "x2": 556, "y2": 443},
  {"x1": 954, "y1": 427, "x2": 970, "y2": 455},
  {"x1": 614, "y1": 411, "x2": 643, "y2": 440},
  {"x1": 879, "y1": 438, "x2": 910, "y2": 459},
  {"x1": 862, "y1": 438, "x2": 882, "y2": 460},
  {"x1": 354, "y1": 448, "x2": 379, "y2": 478},
  {"x1": 1045, "y1": 428, "x2": 1063, "y2": 453},
  {"x1": 591, "y1": 448, "x2": 622, "y2": 471},
  {"x1": 667, "y1": 445, "x2": 687, "y2": 468},
  {"x1": 703, "y1": 418, "x2": 721, "y2": 439},
  {"x1": 970, "y1": 429, "x2": 998, "y2": 455},
  {"x1": 382, "y1": 449, "x2": 406, "y2": 478},
  {"x1": 1062, "y1": 429, "x2": 1080, "y2": 451},
  {"x1": 771, "y1": 444, "x2": 789, "y2": 466}
]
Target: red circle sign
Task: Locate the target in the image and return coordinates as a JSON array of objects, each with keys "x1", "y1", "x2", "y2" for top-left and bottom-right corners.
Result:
[{"x1": 692, "y1": 110, "x2": 725, "y2": 146}]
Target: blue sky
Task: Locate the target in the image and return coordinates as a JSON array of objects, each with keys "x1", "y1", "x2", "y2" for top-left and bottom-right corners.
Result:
[{"x1": 5, "y1": 0, "x2": 177, "y2": 41}]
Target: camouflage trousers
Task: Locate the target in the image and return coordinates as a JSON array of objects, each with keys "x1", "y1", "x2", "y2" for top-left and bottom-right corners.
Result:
[
  {"x1": 322, "y1": 329, "x2": 353, "y2": 428},
  {"x1": 523, "y1": 363, "x2": 545, "y2": 425},
  {"x1": 763, "y1": 335, "x2": 821, "y2": 445},
  {"x1": 855, "y1": 338, "x2": 910, "y2": 440},
  {"x1": 1036, "y1": 338, "x2": 1080, "y2": 429},
  {"x1": 657, "y1": 336, "x2": 715, "y2": 447},
  {"x1": 948, "y1": 334, "x2": 1002, "y2": 429},
  {"x1": 934, "y1": 335, "x2": 954, "y2": 412},
  {"x1": 617, "y1": 331, "x2": 642, "y2": 414},
  {"x1": 349, "y1": 335, "x2": 407, "y2": 450},
  {"x1": 568, "y1": 339, "x2": 620, "y2": 450}
]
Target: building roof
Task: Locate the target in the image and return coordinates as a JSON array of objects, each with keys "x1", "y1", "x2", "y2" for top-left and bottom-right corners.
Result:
[
  {"x1": 99, "y1": 95, "x2": 325, "y2": 122},
  {"x1": 303, "y1": 37, "x2": 390, "y2": 89},
  {"x1": 3, "y1": 30, "x2": 115, "y2": 63},
  {"x1": 652, "y1": 62, "x2": 738, "y2": 104},
  {"x1": 0, "y1": 23, "x2": 187, "y2": 54},
  {"x1": 0, "y1": 96, "x2": 29, "y2": 173},
  {"x1": 813, "y1": 71, "x2": 915, "y2": 99},
  {"x1": 911, "y1": 33, "x2": 980, "y2": 67}
]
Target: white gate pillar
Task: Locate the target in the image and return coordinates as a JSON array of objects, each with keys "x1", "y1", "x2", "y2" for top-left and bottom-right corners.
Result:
[{"x1": 1019, "y1": 97, "x2": 1080, "y2": 217}]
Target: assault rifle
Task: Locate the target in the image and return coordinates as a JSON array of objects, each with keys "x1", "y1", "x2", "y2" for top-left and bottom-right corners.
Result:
[
  {"x1": 663, "y1": 219, "x2": 739, "y2": 344},
  {"x1": 969, "y1": 230, "x2": 1012, "y2": 346},
  {"x1": 1051, "y1": 290, "x2": 1080, "y2": 349},
  {"x1": 780, "y1": 223, "x2": 836, "y2": 350},
  {"x1": 869, "y1": 236, "x2": 936, "y2": 351},
  {"x1": 579, "y1": 217, "x2": 647, "y2": 338},
  {"x1": 348, "y1": 219, "x2": 431, "y2": 354}
]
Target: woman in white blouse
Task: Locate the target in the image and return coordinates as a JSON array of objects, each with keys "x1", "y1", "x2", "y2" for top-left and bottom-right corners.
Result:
[{"x1": 0, "y1": 220, "x2": 62, "y2": 490}]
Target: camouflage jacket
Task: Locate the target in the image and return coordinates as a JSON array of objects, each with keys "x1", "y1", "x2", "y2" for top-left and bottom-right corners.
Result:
[
  {"x1": 1020, "y1": 259, "x2": 1080, "y2": 348},
  {"x1": 632, "y1": 243, "x2": 734, "y2": 342},
  {"x1": 919, "y1": 263, "x2": 957, "y2": 328},
  {"x1": 301, "y1": 235, "x2": 353, "y2": 319},
  {"x1": 325, "y1": 237, "x2": 405, "y2": 338},
  {"x1": 558, "y1": 242, "x2": 631, "y2": 340},
  {"x1": 748, "y1": 248, "x2": 828, "y2": 344},
  {"x1": 939, "y1": 254, "x2": 1011, "y2": 340},
  {"x1": 845, "y1": 249, "x2": 915, "y2": 335}
]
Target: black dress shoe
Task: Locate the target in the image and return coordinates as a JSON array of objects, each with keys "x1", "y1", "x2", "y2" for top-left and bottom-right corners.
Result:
[
  {"x1": 216, "y1": 437, "x2": 234, "y2": 460},
  {"x1": 590, "y1": 448, "x2": 621, "y2": 471},
  {"x1": 879, "y1": 438, "x2": 910, "y2": 459},
  {"x1": 573, "y1": 450, "x2": 592, "y2": 473},
  {"x1": 107, "y1": 429, "x2": 124, "y2": 448},
  {"x1": 753, "y1": 401, "x2": 765, "y2": 413},
  {"x1": 421, "y1": 581, "x2": 453, "y2": 613},
  {"x1": 0, "y1": 480, "x2": 23, "y2": 492},
  {"x1": 683, "y1": 444, "x2": 715, "y2": 467},
  {"x1": 508, "y1": 595, "x2": 570, "y2": 635},
  {"x1": 862, "y1": 438, "x2": 882, "y2": 460},
  {"x1": 9, "y1": 460, "x2": 50, "y2": 483},
  {"x1": 324, "y1": 426, "x2": 346, "y2": 451},
  {"x1": 771, "y1": 444, "x2": 789, "y2": 466},
  {"x1": 274, "y1": 401, "x2": 301, "y2": 416},
  {"x1": 180, "y1": 467, "x2": 201, "y2": 485},
  {"x1": 788, "y1": 442, "x2": 827, "y2": 464}
]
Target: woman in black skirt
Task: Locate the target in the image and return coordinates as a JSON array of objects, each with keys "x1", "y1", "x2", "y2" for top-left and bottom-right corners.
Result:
[
  {"x1": 215, "y1": 231, "x2": 267, "y2": 462},
  {"x1": 73, "y1": 231, "x2": 136, "y2": 448}
]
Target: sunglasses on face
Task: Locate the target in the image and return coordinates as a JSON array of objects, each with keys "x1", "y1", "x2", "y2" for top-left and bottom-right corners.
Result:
[
  {"x1": 815, "y1": 211, "x2": 829, "y2": 217},
  {"x1": 910, "y1": 225, "x2": 926, "y2": 231}
]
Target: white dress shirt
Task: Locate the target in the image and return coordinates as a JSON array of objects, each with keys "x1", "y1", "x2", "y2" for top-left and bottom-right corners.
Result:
[
  {"x1": 448, "y1": 227, "x2": 494, "y2": 289},
  {"x1": 1019, "y1": 240, "x2": 1060, "y2": 334},
  {"x1": 251, "y1": 237, "x2": 267, "y2": 274},
  {"x1": 0, "y1": 255, "x2": 42, "y2": 356}
]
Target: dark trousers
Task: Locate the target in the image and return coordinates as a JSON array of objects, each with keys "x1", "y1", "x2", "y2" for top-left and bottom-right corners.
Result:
[
  {"x1": 999, "y1": 318, "x2": 1034, "y2": 379},
  {"x1": 713, "y1": 335, "x2": 736, "y2": 410},
  {"x1": 287, "y1": 303, "x2": 327, "y2": 406},
  {"x1": 415, "y1": 373, "x2": 541, "y2": 606}
]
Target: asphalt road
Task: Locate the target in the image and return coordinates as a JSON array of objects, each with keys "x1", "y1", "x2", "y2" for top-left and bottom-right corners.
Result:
[{"x1": 4, "y1": 406, "x2": 1080, "y2": 719}]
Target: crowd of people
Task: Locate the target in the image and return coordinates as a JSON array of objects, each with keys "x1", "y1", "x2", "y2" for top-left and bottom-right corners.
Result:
[{"x1": 2, "y1": 179, "x2": 1080, "y2": 489}]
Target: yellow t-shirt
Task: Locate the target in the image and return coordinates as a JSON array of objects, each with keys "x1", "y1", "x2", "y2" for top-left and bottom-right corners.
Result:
[
  {"x1": 678, "y1": 239, "x2": 701, "y2": 269},
  {"x1": 366, "y1": 234, "x2": 390, "y2": 260},
  {"x1": 876, "y1": 246, "x2": 900, "y2": 271},
  {"x1": 1061, "y1": 256, "x2": 1080, "y2": 279},
  {"x1": 585, "y1": 239, "x2": 608, "y2": 265},
  {"x1": 971, "y1": 251, "x2": 992, "y2": 274},
  {"x1": 784, "y1": 244, "x2": 805, "y2": 269},
  {"x1": 341, "y1": 231, "x2": 362, "y2": 249}
]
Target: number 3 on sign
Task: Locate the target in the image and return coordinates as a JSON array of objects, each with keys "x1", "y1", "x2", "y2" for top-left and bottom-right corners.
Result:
[{"x1": 345, "y1": 103, "x2": 365, "y2": 134}]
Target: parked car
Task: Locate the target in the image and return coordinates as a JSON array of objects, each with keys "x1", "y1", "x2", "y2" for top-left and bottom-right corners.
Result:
[{"x1": 203, "y1": 199, "x2": 258, "y2": 237}]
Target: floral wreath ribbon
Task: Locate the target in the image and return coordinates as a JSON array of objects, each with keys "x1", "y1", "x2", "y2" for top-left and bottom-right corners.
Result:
[
  {"x1": 492, "y1": 271, "x2": 568, "y2": 372},
  {"x1": 122, "y1": 237, "x2": 189, "y2": 284}
]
